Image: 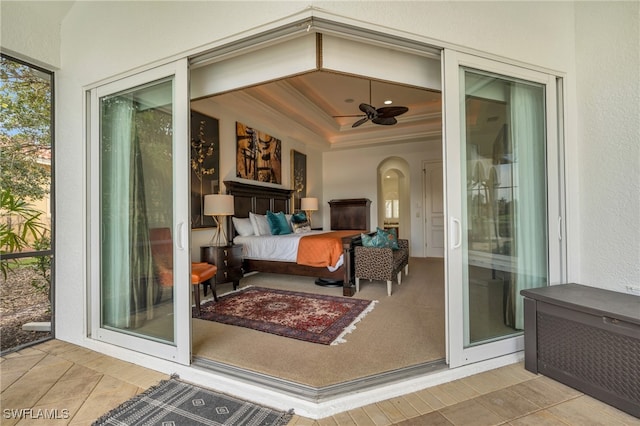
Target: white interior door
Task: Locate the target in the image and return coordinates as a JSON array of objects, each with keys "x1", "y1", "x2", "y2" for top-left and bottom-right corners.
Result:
[
  {"x1": 423, "y1": 161, "x2": 445, "y2": 258},
  {"x1": 443, "y1": 50, "x2": 562, "y2": 367},
  {"x1": 89, "y1": 59, "x2": 191, "y2": 364}
]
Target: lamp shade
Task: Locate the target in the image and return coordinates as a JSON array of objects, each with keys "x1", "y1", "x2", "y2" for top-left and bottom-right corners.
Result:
[
  {"x1": 300, "y1": 197, "x2": 318, "y2": 211},
  {"x1": 204, "y1": 194, "x2": 234, "y2": 216}
]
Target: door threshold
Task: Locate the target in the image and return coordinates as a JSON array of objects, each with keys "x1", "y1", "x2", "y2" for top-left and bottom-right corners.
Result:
[{"x1": 191, "y1": 356, "x2": 447, "y2": 403}]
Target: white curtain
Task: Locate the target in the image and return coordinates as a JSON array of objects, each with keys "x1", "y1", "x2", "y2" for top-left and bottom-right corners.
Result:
[{"x1": 507, "y1": 82, "x2": 548, "y2": 330}]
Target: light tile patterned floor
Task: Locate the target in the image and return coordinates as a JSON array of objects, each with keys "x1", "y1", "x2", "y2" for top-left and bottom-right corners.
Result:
[{"x1": 1, "y1": 340, "x2": 638, "y2": 425}]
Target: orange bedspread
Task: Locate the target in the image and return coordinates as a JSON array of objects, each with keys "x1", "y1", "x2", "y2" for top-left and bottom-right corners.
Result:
[{"x1": 296, "y1": 231, "x2": 360, "y2": 268}]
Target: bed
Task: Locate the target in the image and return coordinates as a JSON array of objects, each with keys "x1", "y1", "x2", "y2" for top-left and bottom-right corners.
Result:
[{"x1": 224, "y1": 180, "x2": 361, "y2": 296}]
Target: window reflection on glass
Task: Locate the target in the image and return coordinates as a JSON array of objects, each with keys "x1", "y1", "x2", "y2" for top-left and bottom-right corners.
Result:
[{"x1": 462, "y1": 69, "x2": 548, "y2": 346}]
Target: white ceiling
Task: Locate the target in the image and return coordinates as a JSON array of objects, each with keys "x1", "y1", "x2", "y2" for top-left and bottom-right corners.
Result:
[{"x1": 192, "y1": 70, "x2": 443, "y2": 150}]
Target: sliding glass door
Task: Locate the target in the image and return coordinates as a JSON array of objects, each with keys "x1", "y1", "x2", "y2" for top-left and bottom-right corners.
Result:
[
  {"x1": 443, "y1": 51, "x2": 563, "y2": 367},
  {"x1": 89, "y1": 60, "x2": 191, "y2": 363}
]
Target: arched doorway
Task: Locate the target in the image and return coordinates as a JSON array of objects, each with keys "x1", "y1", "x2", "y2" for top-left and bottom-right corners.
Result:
[{"x1": 377, "y1": 157, "x2": 410, "y2": 240}]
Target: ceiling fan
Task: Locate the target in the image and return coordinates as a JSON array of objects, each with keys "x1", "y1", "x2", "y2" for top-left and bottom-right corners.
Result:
[
  {"x1": 351, "y1": 103, "x2": 409, "y2": 127},
  {"x1": 334, "y1": 80, "x2": 409, "y2": 127}
]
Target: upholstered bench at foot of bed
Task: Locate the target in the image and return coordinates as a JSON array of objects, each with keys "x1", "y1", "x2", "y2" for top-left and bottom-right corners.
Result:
[{"x1": 354, "y1": 239, "x2": 409, "y2": 296}]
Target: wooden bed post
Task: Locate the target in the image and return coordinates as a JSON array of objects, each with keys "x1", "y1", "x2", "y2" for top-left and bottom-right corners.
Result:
[{"x1": 341, "y1": 234, "x2": 361, "y2": 296}]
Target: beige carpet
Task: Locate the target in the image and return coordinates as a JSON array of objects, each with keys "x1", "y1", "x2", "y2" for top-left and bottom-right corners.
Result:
[{"x1": 192, "y1": 257, "x2": 446, "y2": 388}]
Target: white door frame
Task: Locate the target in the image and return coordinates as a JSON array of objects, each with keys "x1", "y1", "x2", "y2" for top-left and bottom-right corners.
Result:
[
  {"x1": 442, "y1": 49, "x2": 563, "y2": 367},
  {"x1": 88, "y1": 59, "x2": 191, "y2": 364}
]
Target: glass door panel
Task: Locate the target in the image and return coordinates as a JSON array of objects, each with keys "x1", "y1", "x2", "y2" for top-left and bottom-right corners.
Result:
[
  {"x1": 463, "y1": 70, "x2": 548, "y2": 347},
  {"x1": 100, "y1": 79, "x2": 175, "y2": 343},
  {"x1": 443, "y1": 50, "x2": 560, "y2": 367},
  {"x1": 90, "y1": 60, "x2": 190, "y2": 364}
]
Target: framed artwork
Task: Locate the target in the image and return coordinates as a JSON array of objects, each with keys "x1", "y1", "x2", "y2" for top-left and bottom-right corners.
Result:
[
  {"x1": 190, "y1": 111, "x2": 220, "y2": 228},
  {"x1": 291, "y1": 150, "x2": 307, "y2": 212},
  {"x1": 235, "y1": 122, "x2": 282, "y2": 184}
]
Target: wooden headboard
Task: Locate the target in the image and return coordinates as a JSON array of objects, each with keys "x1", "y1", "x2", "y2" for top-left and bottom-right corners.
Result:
[{"x1": 224, "y1": 180, "x2": 294, "y2": 238}]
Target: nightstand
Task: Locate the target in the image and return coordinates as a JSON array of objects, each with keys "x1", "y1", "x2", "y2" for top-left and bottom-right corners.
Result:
[{"x1": 200, "y1": 244, "x2": 243, "y2": 292}]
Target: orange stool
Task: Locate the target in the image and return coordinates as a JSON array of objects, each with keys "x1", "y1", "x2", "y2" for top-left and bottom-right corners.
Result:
[
  {"x1": 191, "y1": 262, "x2": 217, "y2": 316},
  {"x1": 149, "y1": 228, "x2": 218, "y2": 316}
]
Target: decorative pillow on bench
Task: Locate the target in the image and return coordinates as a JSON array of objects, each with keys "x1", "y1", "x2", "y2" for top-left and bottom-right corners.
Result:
[
  {"x1": 376, "y1": 227, "x2": 399, "y2": 250},
  {"x1": 361, "y1": 227, "x2": 400, "y2": 249}
]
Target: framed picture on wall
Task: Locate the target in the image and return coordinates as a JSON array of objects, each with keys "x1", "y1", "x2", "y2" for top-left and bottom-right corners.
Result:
[
  {"x1": 235, "y1": 122, "x2": 282, "y2": 184},
  {"x1": 191, "y1": 111, "x2": 220, "y2": 228},
  {"x1": 291, "y1": 149, "x2": 307, "y2": 212}
]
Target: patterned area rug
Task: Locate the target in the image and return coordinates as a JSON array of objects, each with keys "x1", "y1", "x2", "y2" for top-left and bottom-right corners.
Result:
[
  {"x1": 93, "y1": 377, "x2": 292, "y2": 426},
  {"x1": 196, "y1": 286, "x2": 376, "y2": 345}
]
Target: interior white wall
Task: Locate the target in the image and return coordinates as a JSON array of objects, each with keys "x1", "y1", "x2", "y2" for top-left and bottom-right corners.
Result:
[
  {"x1": 1, "y1": 0, "x2": 638, "y2": 395},
  {"x1": 323, "y1": 140, "x2": 442, "y2": 255},
  {"x1": 574, "y1": 2, "x2": 640, "y2": 293}
]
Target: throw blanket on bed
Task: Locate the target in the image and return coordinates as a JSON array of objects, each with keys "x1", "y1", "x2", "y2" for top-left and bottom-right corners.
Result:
[{"x1": 296, "y1": 231, "x2": 359, "y2": 268}]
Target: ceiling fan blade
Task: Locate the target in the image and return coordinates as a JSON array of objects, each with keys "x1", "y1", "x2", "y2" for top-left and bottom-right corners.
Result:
[
  {"x1": 376, "y1": 106, "x2": 409, "y2": 118},
  {"x1": 352, "y1": 116, "x2": 370, "y2": 127},
  {"x1": 372, "y1": 116, "x2": 397, "y2": 125},
  {"x1": 359, "y1": 103, "x2": 377, "y2": 116}
]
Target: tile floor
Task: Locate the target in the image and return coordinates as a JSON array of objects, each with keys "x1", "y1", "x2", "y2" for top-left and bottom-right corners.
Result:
[{"x1": 1, "y1": 340, "x2": 638, "y2": 425}]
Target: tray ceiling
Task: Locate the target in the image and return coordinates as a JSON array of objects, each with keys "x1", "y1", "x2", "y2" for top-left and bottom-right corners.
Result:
[{"x1": 193, "y1": 70, "x2": 442, "y2": 150}]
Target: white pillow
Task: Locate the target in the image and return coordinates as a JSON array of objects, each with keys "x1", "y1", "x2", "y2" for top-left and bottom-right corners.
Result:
[
  {"x1": 232, "y1": 217, "x2": 254, "y2": 237},
  {"x1": 249, "y1": 212, "x2": 260, "y2": 236},
  {"x1": 249, "y1": 212, "x2": 272, "y2": 236}
]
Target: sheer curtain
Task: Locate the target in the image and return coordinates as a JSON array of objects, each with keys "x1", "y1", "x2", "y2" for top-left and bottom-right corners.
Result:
[
  {"x1": 102, "y1": 96, "x2": 134, "y2": 329},
  {"x1": 506, "y1": 82, "x2": 548, "y2": 330},
  {"x1": 129, "y1": 132, "x2": 156, "y2": 327},
  {"x1": 102, "y1": 96, "x2": 155, "y2": 330}
]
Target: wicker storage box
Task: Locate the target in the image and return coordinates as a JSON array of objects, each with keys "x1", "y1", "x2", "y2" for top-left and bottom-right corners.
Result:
[{"x1": 521, "y1": 283, "x2": 640, "y2": 418}]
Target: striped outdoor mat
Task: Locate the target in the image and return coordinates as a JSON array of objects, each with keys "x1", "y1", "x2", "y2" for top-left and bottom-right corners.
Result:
[{"x1": 93, "y1": 377, "x2": 293, "y2": 425}]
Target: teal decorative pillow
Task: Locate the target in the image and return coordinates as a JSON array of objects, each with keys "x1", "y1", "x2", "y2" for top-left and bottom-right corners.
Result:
[
  {"x1": 291, "y1": 212, "x2": 307, "y2": 223},
  {"x1": 361, "y1": 232, "x2": 388, "y2": 248},
  {"x1": 376, "y1": 227, "x2": 399, "y2": 250},
  {"x1": 361, "y1": 233, "x2": 374, "y2": 247},
  {"x1": 266, "y1": 210, "x2": 292, "y2": 235}
]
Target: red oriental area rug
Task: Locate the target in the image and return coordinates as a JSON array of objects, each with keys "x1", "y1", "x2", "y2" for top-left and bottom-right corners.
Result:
[{"x1": 196, "y1": 286, "x2": 376, "y2": 345}]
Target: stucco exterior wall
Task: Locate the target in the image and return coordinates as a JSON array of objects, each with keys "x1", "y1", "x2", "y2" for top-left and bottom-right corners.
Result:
[
  {"x1": 0, "y1": 1, "x2": 71, "y2": 68},
  {"x1": 574, "y1": 2, "x2": 640, "y2": 293}
]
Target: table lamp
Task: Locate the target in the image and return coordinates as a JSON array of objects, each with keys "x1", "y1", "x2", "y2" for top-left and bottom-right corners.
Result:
[
  {"x1": 300, "y1": 197, "x2": 318, "y2": 227},
  {"x1": 204, "y1": 194, "x2": 234, "y2": 246}
]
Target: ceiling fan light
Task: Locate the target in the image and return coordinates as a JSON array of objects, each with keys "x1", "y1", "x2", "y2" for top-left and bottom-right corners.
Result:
[{"x1": 384, "y1": 100, "x2": 393, "y2": 105}]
